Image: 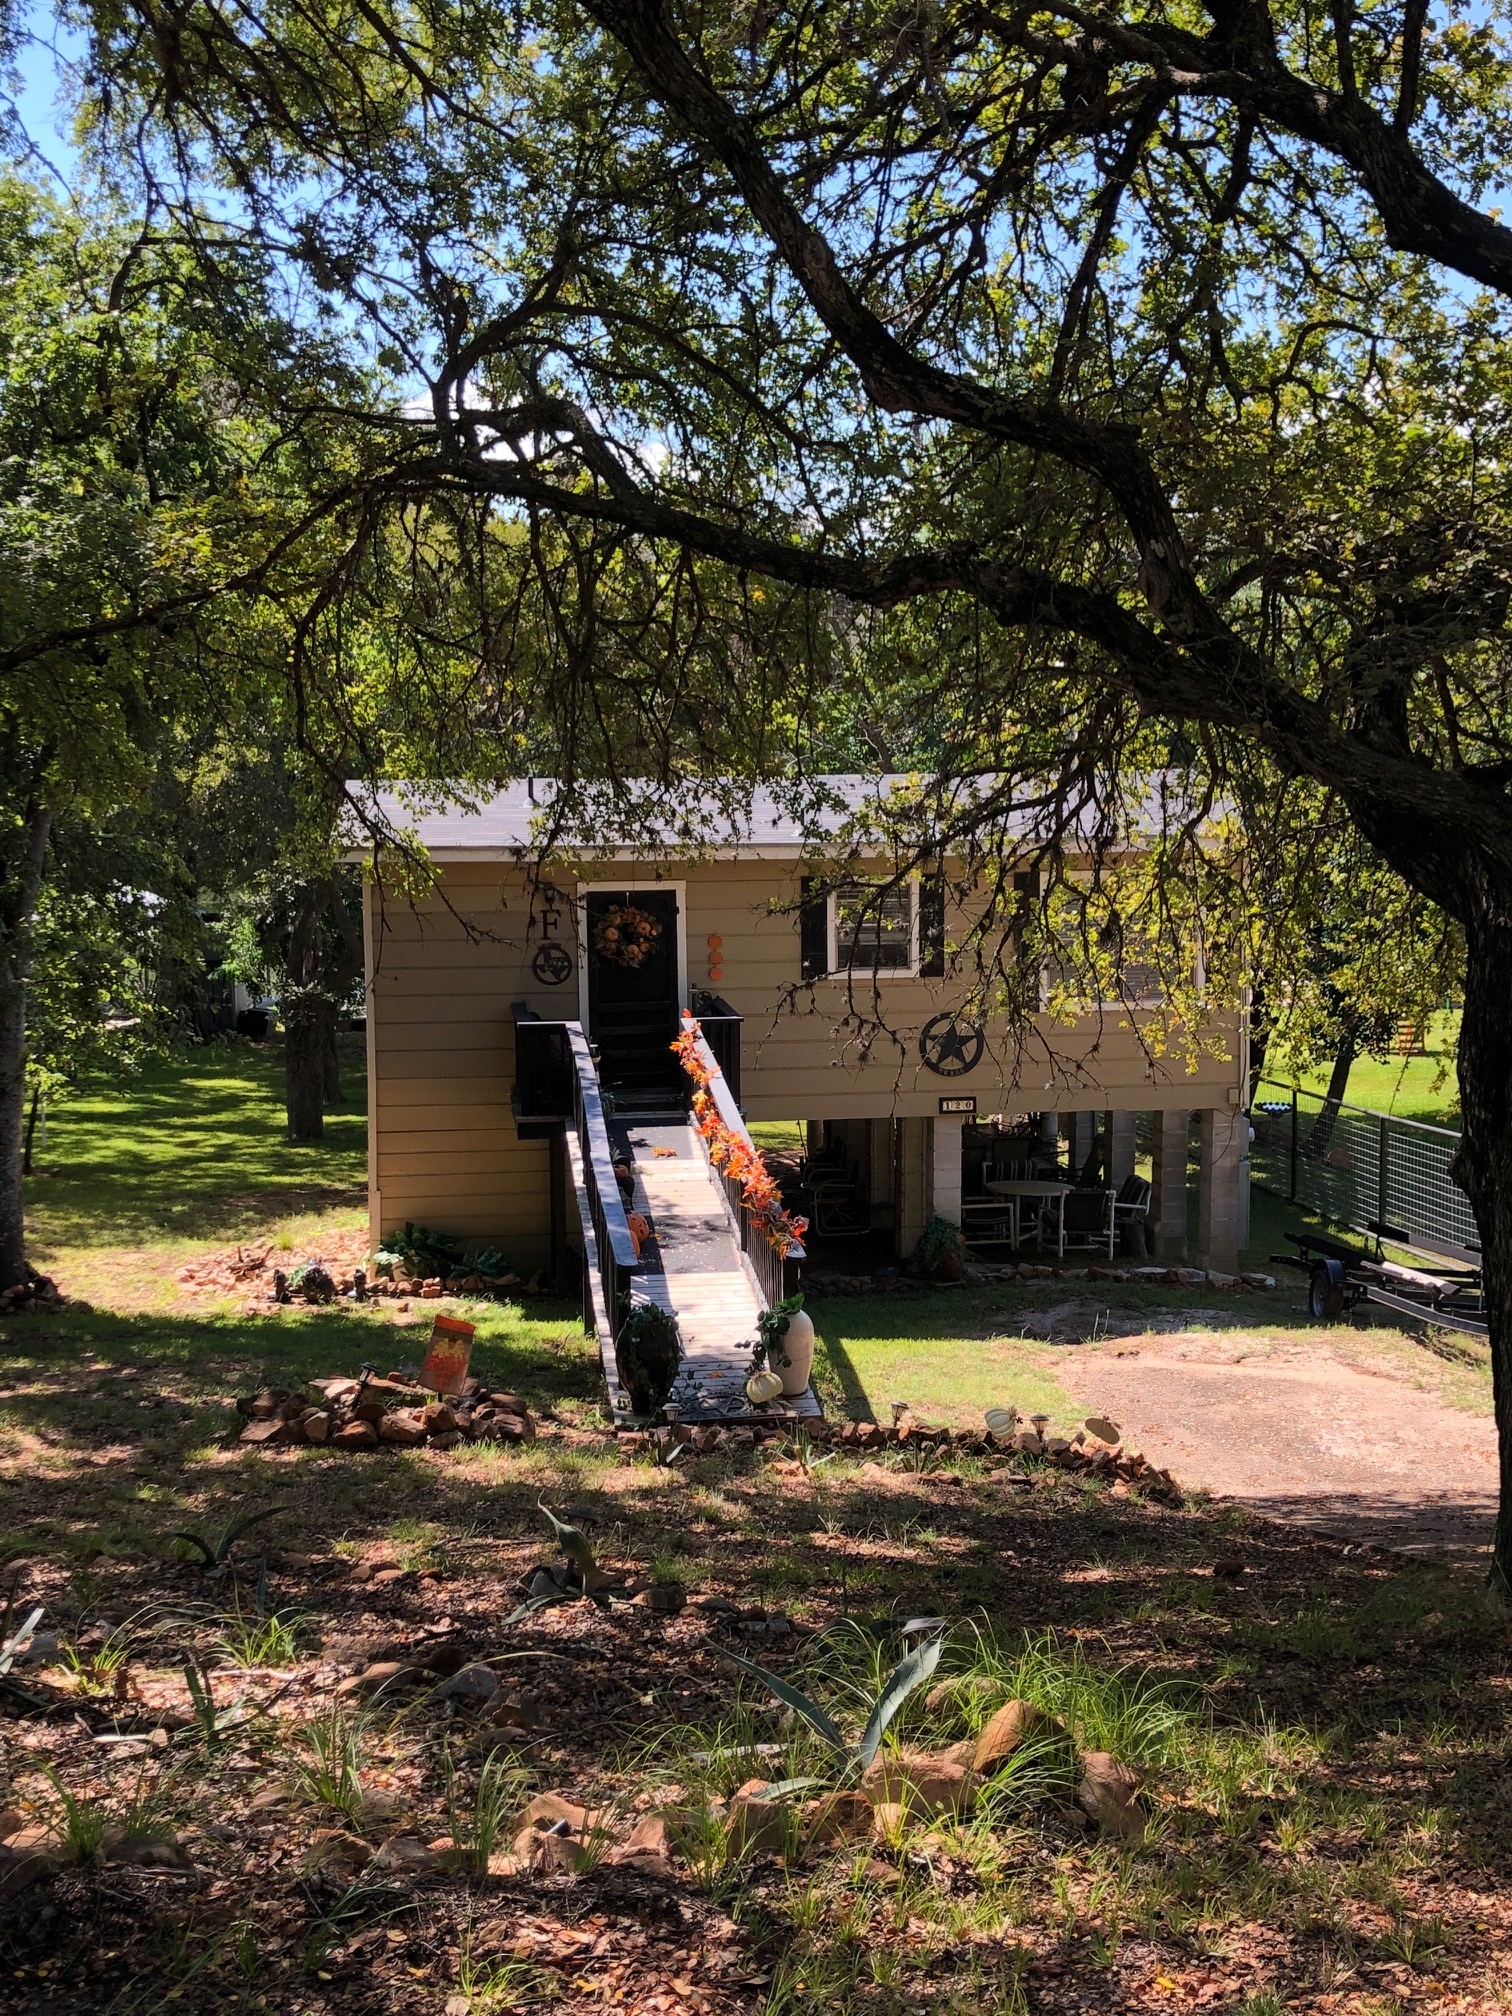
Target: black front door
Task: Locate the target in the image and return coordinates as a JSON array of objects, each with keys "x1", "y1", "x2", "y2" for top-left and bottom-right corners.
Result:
[{"x1": 584, "y1": 889, "x2": 682, "y2": 1104}]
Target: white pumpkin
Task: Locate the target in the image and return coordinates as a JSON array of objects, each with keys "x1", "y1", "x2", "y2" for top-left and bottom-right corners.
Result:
[{"x1": 745, "y1": 1368, "x2": 784, "y2": 1405}]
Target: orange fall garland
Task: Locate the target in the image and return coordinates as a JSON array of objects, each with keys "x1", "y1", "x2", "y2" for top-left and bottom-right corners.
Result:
[{"x1": 673, "y1": 1025, "x2": 807, "y2": 1255}]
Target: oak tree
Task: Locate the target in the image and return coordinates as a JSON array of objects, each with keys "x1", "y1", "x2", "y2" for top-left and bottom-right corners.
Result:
[{"x1": 49, "y1": 0, "x2": 1512, "y2": 1580}]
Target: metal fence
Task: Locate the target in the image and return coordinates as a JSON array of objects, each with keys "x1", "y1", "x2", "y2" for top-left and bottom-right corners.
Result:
[{"x1": 1250, "y1": 1080, "x2": 1477, "y2": 1263}]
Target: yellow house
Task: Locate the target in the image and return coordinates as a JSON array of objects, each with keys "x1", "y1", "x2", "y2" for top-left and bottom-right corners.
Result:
[{"x1": 357, "y1": 779, "x2": 1247, "y2": 1409}]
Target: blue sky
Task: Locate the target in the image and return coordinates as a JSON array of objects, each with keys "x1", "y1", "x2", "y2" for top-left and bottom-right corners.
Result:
[{"x1": 5, "y1": 5, "x2": 83, "y2": 188}]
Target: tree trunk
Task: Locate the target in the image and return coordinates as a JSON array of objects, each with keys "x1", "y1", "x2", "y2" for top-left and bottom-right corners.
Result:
[
  {"x1": 1305, "y1": 1039, "x2": 1356, "y2": 1158},
  {"x1": 0, "y1": 798, "x2": 52, "y2": 1290},
  {"x1": 22, "y1": 1087, "x2": 41, "y2": 1176},
  {"x1": 323, "y1": 1020, "x2": 342, "y2": 1106},
  {"x1": 1448, "y1": 916, "x2": 1512, "y2": 1601},
  {"x1": 284, "y1": 990, "x2": 332, "y2": 1141},
  {"x1": 1247, "y1": 986, "x2": 1270, "y2": 1108}
]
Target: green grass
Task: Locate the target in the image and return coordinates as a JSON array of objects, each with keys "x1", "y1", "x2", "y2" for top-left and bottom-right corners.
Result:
[
  {"x1": 810, "y1": 1297, "x2": 1077, "y2": 1429},
  {"x1": 750, "y1": 1118, "x2": 807, "y2": 1151},
  {"x1": 805, "y1": 1182, "x2": 1493, "y2": 1428},
  {"x1": 1273, "y1": 1009, "x2": 1461, "y2": 1127},
  {"x1": 26, "y1": 1036, "x2": 367, "y2": 1254}
]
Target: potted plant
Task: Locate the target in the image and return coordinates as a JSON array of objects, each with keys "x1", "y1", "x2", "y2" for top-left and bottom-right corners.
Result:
[
  {"x1": 615, "y1": 1303, "x2": 682, "y2": 1418},
  {"x1": 756, "y1": 1293, "x2": 815, "y2": 1397},
  {"x1": 914, "y1": 1214, "x2": 967, "y2": 1283}
]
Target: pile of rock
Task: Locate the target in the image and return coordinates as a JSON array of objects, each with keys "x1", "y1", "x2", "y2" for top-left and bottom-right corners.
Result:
[
  {"x1": 966, "y1": 1261, "x2": 1277, "y2": 1288},
  {"x1": 235, "y1": 1374, "x2": 538, "y2": 1451},
  {"x1": 989, "y1": 1419, "x2": 1180, "y2": 1500},
  {"x1": 0, "y1": 1269, "x2": 62, "y2": 1315},
  {"x1": 351, "y1": 1267, "x2": 547, "y2": 1302},
  {"x1": 511, "y1": 1792, "x2": 677, "y2": 1876},
  {"x1": 1091, "y1": 1264, "x2": 1276, "y2": 1289},
  {"x1": 308, "y1": 1789, "x2": 682, "y2": 1885},
  {"x1": 619, "y1": 1410, "x2": 1179, "y2": 1500},
  {"x1": 174, "y1": 1228, "x2": 545, "y2": 1306}
]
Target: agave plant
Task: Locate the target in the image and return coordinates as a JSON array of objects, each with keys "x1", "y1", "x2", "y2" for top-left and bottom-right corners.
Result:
[
  {"x1": 169, "y1": 1501, "x2": 285, "y2": 1577},
  {"x1": 505, "y1": 1505, "x2": 616, "y2": 1623},
  {"x1": 723, "y1": 1632, "x2": 944, "y2": 1796}
]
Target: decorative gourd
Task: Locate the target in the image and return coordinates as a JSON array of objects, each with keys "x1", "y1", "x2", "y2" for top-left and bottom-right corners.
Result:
[{"x1": 745, "y1": 1368, "x2": 784, "y2": 1405}]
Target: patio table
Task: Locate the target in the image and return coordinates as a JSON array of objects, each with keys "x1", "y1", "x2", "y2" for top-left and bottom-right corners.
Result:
[{"x1": 983, "y1": 1178, "x2": 1071, "y2": 1254}]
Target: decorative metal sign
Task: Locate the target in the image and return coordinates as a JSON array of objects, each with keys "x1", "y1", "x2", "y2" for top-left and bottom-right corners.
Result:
[
  {"x1": 919, "y1": 1012, "x2": 985, "y2": 1078},
  {"x1": 531, "y1": 941, "x2": 574, "y2": 986},
  {"x1": 528, "y1": 881, "x2": 572, "y2": 984}
]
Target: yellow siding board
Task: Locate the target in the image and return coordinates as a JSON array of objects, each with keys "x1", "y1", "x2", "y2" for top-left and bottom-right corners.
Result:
[{"x1": 366, "y1": 856, "x2": 1244, "y2": 1252}]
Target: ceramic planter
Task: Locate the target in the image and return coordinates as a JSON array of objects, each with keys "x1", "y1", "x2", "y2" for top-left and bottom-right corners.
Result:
[{"x1": 774, "y1": 1306, "x2": 815, "y2": 1396}]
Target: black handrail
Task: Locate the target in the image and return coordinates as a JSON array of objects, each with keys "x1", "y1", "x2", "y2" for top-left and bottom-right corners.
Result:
[
  {"x1": 680, "y1": 1011, "x2": 803, "y2": 1309},
  {"x1": 691, "y1": 989, "x2": 742, "y2": 1104},
  {"x1": 511, "y1": 1003, "x2": 639, "y2": 1339},
  {"x1": 566, "y1": 1023, "x2": 641, "y2": 1341}
]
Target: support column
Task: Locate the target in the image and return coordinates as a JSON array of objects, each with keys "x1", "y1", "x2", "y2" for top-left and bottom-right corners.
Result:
[
  {"x1": 930, "y1": 1113, "x2": 965, "y2": 1226},
  {"x1": 869, "y1": 1119, "x2": 895, "y2": 1230},
  {"x1": 1197, "y1": 1106, "x2": 1246, "y2": 1274},
  {"x1": 896, "y1": 1117, "x2": 930, "y2": 1257},
  {"x1": 1150, "y1": 1109, "x2": 1189, "y2": 1262},
  {"x1": 1070, "y1": 1110, "x2": 1099, "y2": 1176},
  {"x1": 1103, "y1": 1110, "x2": 1137, "y2": 1189}
]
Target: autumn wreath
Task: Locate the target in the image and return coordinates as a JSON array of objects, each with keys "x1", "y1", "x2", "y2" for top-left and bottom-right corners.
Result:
[{"x1": 593, "y1": 901, "x2": 663, "y2": 968}]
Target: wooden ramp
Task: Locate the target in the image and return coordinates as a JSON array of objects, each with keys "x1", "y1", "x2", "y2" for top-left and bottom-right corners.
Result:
[{"x1": 606, "y1": 1121, "x2": 819, "y2": 1421}]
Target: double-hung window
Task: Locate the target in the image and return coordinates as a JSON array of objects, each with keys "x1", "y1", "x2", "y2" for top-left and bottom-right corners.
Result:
[{"x1": 829, "y1": 877, "x2": 918, "y2": 976}]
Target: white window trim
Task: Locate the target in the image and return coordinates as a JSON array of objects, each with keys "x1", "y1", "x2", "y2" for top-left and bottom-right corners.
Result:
[{"x1": 828, "y1": 874, "x2": 920, "y2": 978}]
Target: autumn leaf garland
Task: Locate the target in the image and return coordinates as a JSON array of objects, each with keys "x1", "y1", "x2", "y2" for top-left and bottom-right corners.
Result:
[{"x1": 672, "y1": 1023, "x2": 808, "y2": 1256}]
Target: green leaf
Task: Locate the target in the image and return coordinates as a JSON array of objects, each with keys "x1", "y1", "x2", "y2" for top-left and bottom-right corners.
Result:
[
  {"x1": 748, "y1": 1774, "x2": 830, "y2": 1801},
  {"x1": 504, "y1": 1591, "x2": 569, "y2": 1625},
  {"x1": 858, "y1": 1634, "x2": 944, "y2": 1770},
  {"x1": 168, "y1": 1532, "x2": 217, "y2": 1567},
  {"x1": 722, "y1": 1650, "x2": 848, "y2": 1757},
  {"x1": 0, "y1": 1604, "x2": 44, "y2": 1673},
  {"x1": 213, "y1": 1504, "x2": 284, "y2": 1564}
]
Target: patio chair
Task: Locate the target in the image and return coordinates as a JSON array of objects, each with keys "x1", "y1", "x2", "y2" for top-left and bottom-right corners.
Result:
[
  {"x1": 1113, "y1": 1174, "x2": 1152, "y2": 1255},
  {"x1": 799, "y1": 1138, "x2": 848, "y2": 1185},
  {"x1": 962, "y1": 1197, "x2": 1016, "y2": 1252},
  {"x1": 812, "y1": 1181, "x2": 874, "y2": 1239},
  {"x1": 805, "y1": 1156, "x2": 862, "y2": 1206},
  {"x1": 1060, "y1": 1187, "x2": 1116, "y2": 1259}
]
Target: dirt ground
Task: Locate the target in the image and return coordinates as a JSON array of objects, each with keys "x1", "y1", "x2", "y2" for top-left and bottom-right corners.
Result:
[{"x1": 1065, "y1": 1328, "x2": 1499, "y2": 1561}]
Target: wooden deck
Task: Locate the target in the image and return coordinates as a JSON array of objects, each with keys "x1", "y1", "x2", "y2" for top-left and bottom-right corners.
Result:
[{"x1": 601, "y1": 1122, "x2": 820, "y2": 1423}]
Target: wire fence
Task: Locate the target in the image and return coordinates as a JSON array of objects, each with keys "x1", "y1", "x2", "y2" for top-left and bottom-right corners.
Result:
[{"x1": 1250, "y1": 1080, "x2": 1477, "y2": 1263}]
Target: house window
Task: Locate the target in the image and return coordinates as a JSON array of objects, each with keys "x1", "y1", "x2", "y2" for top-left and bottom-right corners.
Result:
[{"x1": 829, "y1": 878, "x2": 918, "y2": 975}]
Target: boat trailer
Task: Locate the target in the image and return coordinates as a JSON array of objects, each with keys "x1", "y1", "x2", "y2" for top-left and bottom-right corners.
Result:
[{"x1": 1276, "y1": 1227, "x2": 1487, "y2": 1338}]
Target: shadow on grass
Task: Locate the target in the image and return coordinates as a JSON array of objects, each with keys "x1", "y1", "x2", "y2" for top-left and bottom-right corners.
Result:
[
  {"x1": 4, "y1": 1298, "x2": 1507, "y2": 1764},
  {"x1": 25, "y1": 1037, "x2": 368, "y2": 1251},
  {"x1": 0, "y1": 1298, "x2": 599, "y2": 1553}
]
